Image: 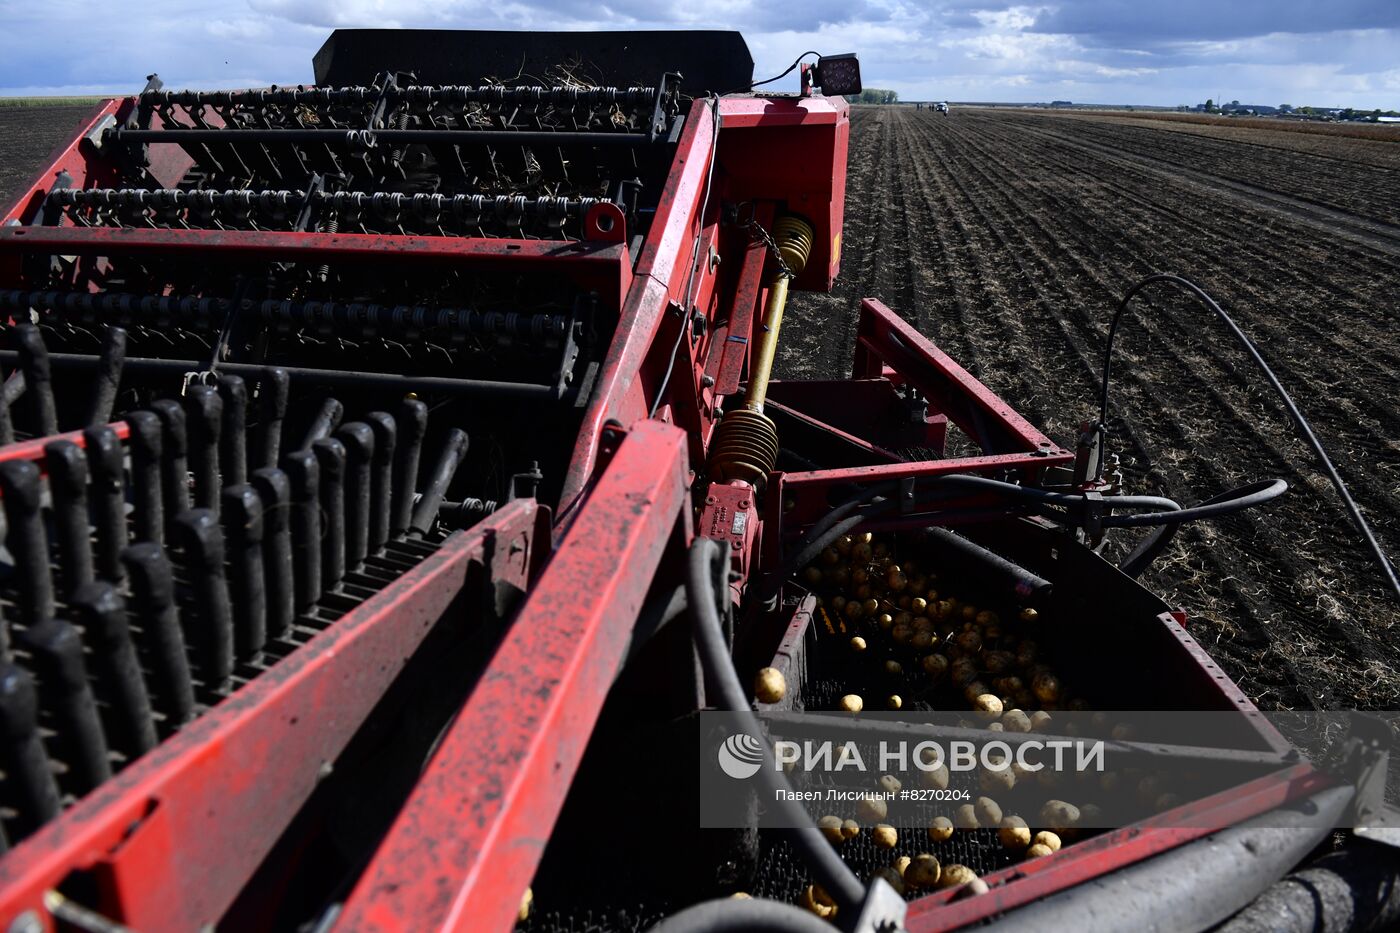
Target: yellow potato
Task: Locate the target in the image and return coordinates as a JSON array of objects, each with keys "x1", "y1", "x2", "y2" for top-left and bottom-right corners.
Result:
[
  {"x1": 871, "y1": 865, "x2": 905, "y2": 895},
  {"x1": 1032, "y1": 672, "x2": 1063, "y2": 705},
  {"x1": 922, "y1": 654, "x2": 950, "y2": 677},
  {"x1": 754, "y1": 667, "x2": 786, "y2": 703},
  {"x1": 877, "y1": 613, "x2": 894, "y2": 631},
  {"x1": 975, "y1": 610, "x2": 999, "y2": 627},
  {"x1": 1040, "y1": 800, "x2": 1080, "y2": 830},
  {"x1": 1001, "y1": 709, "x2": 1032, "y2": 733},
  {"x1": 856, "y1": 794, "x2": 888, "y2": 823},
  {"x1": 820, "y1": 547, "x2": 840, "y2": 565},
  {"x1": 906, "y1": 853, "x2": 942, "y2": 888},
  {"x1": 1032, "y1": 830, "x2": 1062, "y2": 852},
  {"x1": 839, "y1": 694, "x2": 863, "y2": 713},
  {"x1": 841, "y1": 818, "x2": 861, "y2": 840},
  {"x1": 973, "y1": 694, "x2": 1003, "y2": 718},
  {"x1": 884, "y1": 659, "x2": 904, "y2": 676},
  {"x1": 1025, "y1": 843, "x2": 1053, "y2": 858},
  {"x1": 928, "y1": 816, "x2": 954, "y2": 842},
  {"x1": 802, "y1": 566, "x2": 823, "y2": 585},
  {"x1": 1019, "y1": 607, "x2": 1040, "y2": 622},
  {"x1": 998, "y1": 816, "x2": 1031, "y2": 850},
  {"x1": 835, "y1": 535, "x2": 853, "y2": 555},
  {"x1": 894, "y1": 854, "x2": 912, "y2": 877},
  {"x1": 911, "y1": 630, "x2": 933, "y2": 650},
  {"x1": 730, "y1": 892, "x2": 751, "y2": 899},
  {"x1": 850, "y1": 636, "x2": 868, "y2": 652},
  {"x1": 518, "y1": 887, "x2": 533, "y2": 922},
  {"x1": 974, "y1": 796, "x2": 1002, "y2": 827},
  {"x1": 879, "y1": 774, "x2": 903, "y2": 794},
  {"x1": 939, "y1": 864, "x2": 979, "y2": 889},
  {"x1": 872, "y1": 824, "x2": 898, "y2": 849},
  {"x1": 887, "y1": 694, "x2": 904, "y2": 710},
  {"x1": 952, "y1": 804, "x2": 979, "y2": 830},
  {"x1": 920, "y1": 762, "x2": 951, "y2": 790},
  {"x1": 980, "y1": 765, "x2": 1015, "y2": 793},
  {"x1": 887, "y1": 569, "x2": 908, "y2": 592},
  {"x1": 1029, "y1": 710, "x2": 1053, "y2": 730},
  {"x1": 955, "y1": 629, "x2": 982, "y2": 653},
  {"x1": 818, "y1": 814, "x2": 845, "y2": 843},
  {"x1": 910, "y1": 596, "x2": 928, "y2": 614},
  {"x1": 965, "y1": 877, "x2": 991, "y2": 896},
  {"x1": 802, "y1": 884, "x2": 837, "y2": 919}
]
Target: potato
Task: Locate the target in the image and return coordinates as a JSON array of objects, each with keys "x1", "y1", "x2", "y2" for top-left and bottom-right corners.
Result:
[
  {"x1": 831, "y1": 595, "x2": 848, "y2": 613},
  {"x1": 518, "y1": 887, "x2": 533, "y2": 922},
  {"x1": 856, "y1": 794, "x2": 888, "y2": 823},
  {"x1": 950, "y1": 657, "x2": 979, "y2": 686},
  {"x1": 844, "y1": 600, "x2": 864, "y2": 621},
  {"x1": 887, "y1": 569, "x2": 908, "y2": 592},
  {"x1": 921, "y1": 762, "x2": 951, "y2": 790},
  {"x1": 1025, "y1": 843, "x2": 1054, "y2": 858},
  {"x1": 964, "y1": 877, "x2": 990, "y2": 897},
  {"x1": 1019, "y1": 607, "x2": 1039, "y2": 622},
  {"x1": 939, "y1": 864, "x2": 978, "y2": 889},
  {"x1": 1079, "y1": 804, "x2": 1104, "y2": 827},
  {"x1": 922, "y1": 654, "x2": 950, "y2": 677},
  {"x1": 1015, "y1": 640, "x2": 1038, "y2": 667},
  {"x1": 1041, "y1": 800, "x2": 1080, "y2": 830},
  {"x1": 1032, "y1": 672, "x2": 1063, "y2": 705},
  {"x1": 872, "y1": 824, "x2": 899, "y2": 849},
  {"x1": 730, "y1": 892, "x2": 751, "y2": 899},
  {"x1": 998, "y1": 816, "x2": 1031, "y2": 850},
  {"x1": 863, "y1": 598, "x2": 881, "y2": 616},
  {"x1": 884, "y1": 659, "x2": 904, "y2": 676},
  {"x1": 1032, "y1": 830, "x2": 1062, "y2": 852},
  {"x1": 975, "y1": 610, "x2": 999, "y2": 627},
  {"x1": 980, "y1": 765, "x2": 1015, "y2": 794},
  {"x1": 952, "y1": 804, "x2": 980, "y2": 830},
  {"x1": 818, "y1": 814, "x2": 845, "y2": 843},
  {"x1": 877, "y1": 613, "x2": 894, "y2": 631},
  {"x1": 1111, "y1": 722, "x2": 1135, "y2": 740},
  {"x1": 928, "y1": 815, "x2": 954, "y2": 842},
  {"x1": 910, "y1": 596, "x2": 928, "y2": 614},
  {"x1": 911, "y1": 630, "x2": 933, "y2": 650},
  {"x1": 891, "y1": 624, "x2": 912, "y2": 644},
  {"x1": 987, "y1": 721, "x2": 1005, "y2": 732},
  {"x1": 974, "y1": 796, "x2": 1003, "y2": 827},
  {"x1": 835, "y1": 535, "x2": 854, "y2": 555},
  {"x1": 839, "y1": 694, "x2": 864, "y2": 713},
  {"x1": 879, "y1": 774, "x2": 903, "y2": 794},
  {"x1": 964, "y1": 681, "x2": 992, "y2": 705},
  {"x1": 887, "y1": 694, "x2": 904, "y2": 710},
  {"x1": 973, "y1": 694, "x2": 1003, "y2": 718},
  {"x1": 871, "y1": 865, "x2": 905, "y2": 895},
  {"x1": 906, "y1": 854, "x2": 942, "y2": 888},
  {"x1": 894, "y1": 854, "x2": 912, "y2": 876},
  {"x1": 754, "y1": 667, "x2": 786, "y2": 703},
  {"x1": 802, "y1": 566, "x2": 823, "y2": 585},
  {"x1": 955, "y1": 629, "x2": 983, "y2": 653},
  {"x1": 850, "y1": 635, "x2": 868, "y2": 652},
  {"x1": 820, "y1": 547, "x2": 840, "y2": 565},
  {"x1": 1001, "y1": 709, "x2": 1032, "y2": 733},
  {"x1": 983, "y1": 650, "x2": 1014, "y2": 675},
  {"x1": 852, "y1": 541, "x2": 874, "y2": 563},
  {"x1": 802, "y1": 884, "x2": 837, "y2": 919},
  {"x1": 1029, "y1": 710, "x2": 1053, "y2": 731}
]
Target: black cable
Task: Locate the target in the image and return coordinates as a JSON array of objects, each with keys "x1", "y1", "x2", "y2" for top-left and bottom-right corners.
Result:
[
  {"x1": 1119, "y1": 481, "x2": 1275, "y2": 578},
  {"x1": 748, "y1": 52, "x2": 820, "y2": 90},
  {"x1": 647, "y1": 896, "x2": 837, "y2": 933},
  {"x1": 649, "y1": 95, "x2": 721, "y2": 419},
  {"x1": 1102, "y1": 478, "x2": 1288, "y2": 528},
  {"x1": 686, "y1": 538, "x2": 867, "y2": 914},
  {"x1": 1098, "y1": 273, "x2": 1399, "y2": 601}
]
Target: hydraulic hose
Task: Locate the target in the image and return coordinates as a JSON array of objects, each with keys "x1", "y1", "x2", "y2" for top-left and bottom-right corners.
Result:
[
  {"x1": 1102, "y1": 478, "x2": 1288, "y2": 528},
  {"x1": 686, "y1": 538, "x2": 867, "y2": 915},
  {"x1": 1098, "y1": 273, "x2": 1400, "y2": 601},
  {"x1": 1119, "y1": 480, "x2": 1274, "y2": 578}
]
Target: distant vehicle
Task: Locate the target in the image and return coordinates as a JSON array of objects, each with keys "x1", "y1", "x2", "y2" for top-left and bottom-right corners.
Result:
[{"x1": 936, "y1": 101, "x2": 949, "y2": 114}]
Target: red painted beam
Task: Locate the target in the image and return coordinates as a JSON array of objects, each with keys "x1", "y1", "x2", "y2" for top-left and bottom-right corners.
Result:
[
  {"x1": 0, "y1": 501, "x2": 548, "y2": 932},
  {"x1": 336, "y1": 420, "x2": 692, "y2": 933}
]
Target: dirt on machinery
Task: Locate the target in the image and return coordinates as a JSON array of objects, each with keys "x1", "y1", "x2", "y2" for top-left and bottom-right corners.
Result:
[
  {"x1": 3, "y1": 102, "x2": 1397, "y2": 711},
  {"x1": 781, "y1": 105, "x2": 1400, "y2": 712}
]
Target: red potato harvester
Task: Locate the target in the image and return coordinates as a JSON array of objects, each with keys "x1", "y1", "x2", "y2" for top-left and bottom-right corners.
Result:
[{"x1": 0, "y1": 28, "x2": 1395, "y2": 933}]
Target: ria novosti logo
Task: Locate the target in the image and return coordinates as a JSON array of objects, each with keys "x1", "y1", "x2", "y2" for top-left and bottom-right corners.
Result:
[{"x1": 717, "y1": 733, "x2": 765, "y2": 779}]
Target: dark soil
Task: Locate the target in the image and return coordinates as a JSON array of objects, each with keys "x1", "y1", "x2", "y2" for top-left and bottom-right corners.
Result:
[
  {"x1": 782, "y1": 105, "x2": 1400, "y2": 711},
  {"x1": 0, "y1": 105, "x2": 100, "y2": 212}
]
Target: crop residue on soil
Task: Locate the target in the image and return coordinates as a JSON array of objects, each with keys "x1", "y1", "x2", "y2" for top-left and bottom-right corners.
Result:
[{"x1": 782, "y1": 105, "x2": 1400, "y2": 711}]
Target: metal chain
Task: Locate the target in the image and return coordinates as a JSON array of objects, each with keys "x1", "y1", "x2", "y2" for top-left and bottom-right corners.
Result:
[{"x1": 744, "y1": 216, "x2": 793, "y2": 280}]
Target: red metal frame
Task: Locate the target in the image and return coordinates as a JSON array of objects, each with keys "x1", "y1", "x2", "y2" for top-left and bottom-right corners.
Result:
[
  {"x1": 334, "y1": 420, "x2": 692, "y2": 932},
  {"x1": 0, "y1": 500, "x2": 550, "y2": 930}
]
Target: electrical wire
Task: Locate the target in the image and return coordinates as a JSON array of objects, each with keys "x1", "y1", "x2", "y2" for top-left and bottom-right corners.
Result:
[
  {"x1": 1097, "y1": 273, "x2": 1400, "y2": 601},
  {"x1": 649, "y1": 94, "x2": 721, "y2": 419},
  {"x1": 748, "y1": 51, "x2": 820, "y2": 90},
  {"x1": 686, "y1": 538, "x2": 867, "y2": 914}
]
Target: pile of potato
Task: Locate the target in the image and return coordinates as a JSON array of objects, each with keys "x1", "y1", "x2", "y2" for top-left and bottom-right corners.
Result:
[{"x1": 783, "y1": 531, "x2": 1109, "y2": 918}]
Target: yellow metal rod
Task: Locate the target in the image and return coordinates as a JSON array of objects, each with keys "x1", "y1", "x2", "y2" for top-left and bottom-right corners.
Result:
[{"x1": 744, "y1": 273, "x2": 790, "y2": 413}]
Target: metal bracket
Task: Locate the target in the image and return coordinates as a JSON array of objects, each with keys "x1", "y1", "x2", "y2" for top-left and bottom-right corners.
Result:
[{"x1": 842, "y1": 877, "x2": 908, "y2": 933}]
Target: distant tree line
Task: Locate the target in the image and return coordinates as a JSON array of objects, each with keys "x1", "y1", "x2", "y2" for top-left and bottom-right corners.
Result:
[{"x1": 846, "y1": 89, "x2": 898, "y2": 104}]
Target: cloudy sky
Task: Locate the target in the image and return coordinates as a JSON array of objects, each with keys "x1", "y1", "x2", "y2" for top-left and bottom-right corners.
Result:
[{"x1": 1, "y1": 0, "x2": 1397, "y2": 108}]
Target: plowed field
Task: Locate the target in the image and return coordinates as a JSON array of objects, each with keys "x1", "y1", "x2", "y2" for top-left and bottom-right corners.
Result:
[{"x1": 782, "y1": 106, "x2": 1400, "y2": 710}]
